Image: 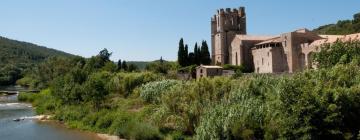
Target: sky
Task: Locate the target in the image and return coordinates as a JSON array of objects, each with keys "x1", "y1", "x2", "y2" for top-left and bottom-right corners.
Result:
[{"x1": 1, "y1": 0, "x2": 360, "y2": 61}]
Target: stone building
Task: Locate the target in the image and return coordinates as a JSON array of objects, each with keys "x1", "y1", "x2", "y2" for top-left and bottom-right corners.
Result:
[
  {"x1": 196, "y1": 65, "x2": 223, "y2": 79},
  {"x1": 212, "y1": 7, "x2": 360, "y2": 73}
]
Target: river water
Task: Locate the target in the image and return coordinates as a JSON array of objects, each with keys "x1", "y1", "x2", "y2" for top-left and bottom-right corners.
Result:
[{"x1": 0, "y1": 86, "x2": 101, "y2": 140}]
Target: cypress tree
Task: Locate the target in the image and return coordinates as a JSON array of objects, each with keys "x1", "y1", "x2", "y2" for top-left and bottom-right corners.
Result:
[
  {"x1": 197, "y1": 47, "x2": 201, "y2": 64},
  {"x1": 177, "y1": 38, "x2": 186, "y2": 67},
  {"x1": 160, "y1": 56, "x2": 164, "y2": 64},
  {"x1": 200, "y1": 41, "x2": 211, "y2": 65},
  {"x1": 117, "y1": 59, "x2": 122, "y2": 71},
  {"x1": 188, "y1": 52, "x2": 195, "y2": 65},
  {"x1": 194, "y1": 43, "x2": 200, "y2": 65},
  {"x1": 185, "y1": 44, "x2": 189, "y2": 66},
  {"x1": 122, "y1": 60, "x2": 128, "y2": 71}
]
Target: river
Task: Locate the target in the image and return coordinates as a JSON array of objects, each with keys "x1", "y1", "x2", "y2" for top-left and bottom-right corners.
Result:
[{"x1": 0, "y1": 86, "x2": 102, "y2": 140}]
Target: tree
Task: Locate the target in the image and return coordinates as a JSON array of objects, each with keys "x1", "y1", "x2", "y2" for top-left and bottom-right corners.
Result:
[
  {"x1": 102, "y1": 61, "x2": 117, "y2": 72},
  {"x1": 354, "y1": 12, "x2": 360, "y2": 23},
  {"x1": 188, "y1": 52, "x2": 195, "y2": 66},
  {"x1": 160, "y1": 56, "x2": 164, "y2": 64},
  {"x1": 83, "y1": 72, "x2": 110, "y2": 110},
  {"x1": 200, "y1": 41, "x2": 211, "y2": 65},
  {"x1": 99, "y1": 48, "x2": 112, "y2": 62},
  {"x1": 127, "y1": 64, "x2": 139, "y2": 72},
  {"x1": 185, "y1": 44, "x2": 189, "y2": 66},
  {"x1": 194, "y1": 43, "x2": 200, "y2": 65},
  {"x1": 122, "y1": 60, "x2": 128, "y2": 71},
  {"x1": 117, "y1": 59, "x2": 122, "y2": 71},
  {"x1": 178, "y1": 38, "x2": 186, "y2": 67}
]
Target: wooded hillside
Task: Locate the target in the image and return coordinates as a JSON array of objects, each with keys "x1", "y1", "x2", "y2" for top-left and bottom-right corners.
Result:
[{"x1": 0, "y1": 36, "x2": 73, "y2": 85}]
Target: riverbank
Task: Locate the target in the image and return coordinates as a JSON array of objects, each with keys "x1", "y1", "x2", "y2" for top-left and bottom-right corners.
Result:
[
  {"x1": 97, "y1": 134, "x2": 124, "y2": 140},
  {"x1": 33, "y1": 115, "x2": 122, "y2": 140},
  {"x1": 0, "y1": 93, "x2": 105, "y2": 140}
]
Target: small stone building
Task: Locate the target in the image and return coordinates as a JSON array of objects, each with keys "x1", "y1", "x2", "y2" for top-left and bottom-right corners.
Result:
[{"x1": 196, "y1": 65, "x2": 223, "y2": 79}]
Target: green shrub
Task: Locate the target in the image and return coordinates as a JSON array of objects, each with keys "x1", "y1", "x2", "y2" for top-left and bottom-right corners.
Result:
[
  {"x1": 95, "y1": 112, "x2": 116, "y2": 131},
  {"x1": 110, "y1": 72, "x2": 162, "y2": 97},
  {"x1": 223, "y1": 64, "x2": 252, "y2": 73},
  {"x1": 169, "y1": 131, "x2": 186, "y2": 140},
  {"x1": 140, "y1": 80, "x2": 180, "y2": 104},
  {"x1": 54, "y1": 105, "x2": 89, "y2": 122},
  {"x1": 18, "y1": 89, "x2": 59, "y2": 114},
  {"x1": 313, "y1": 41, "x2": 360, "y2": 68},
  {"x1": 109, "y1": 111, "x2": 133, "y2": 136},
  {"x1": 18, "y1": 92, "x2": 37, "y2": 102},
  {"x1": 82, "y1": 112, "x2": 101, "y2": 129}
]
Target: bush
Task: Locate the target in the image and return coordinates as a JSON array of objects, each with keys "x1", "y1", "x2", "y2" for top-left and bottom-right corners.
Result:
[
  {"x1": 108, "y1": 111, "x2": 161, "y2": 140},
  {"x1": 18, "y1": 92, "x2": 37, "y2": 102},
  {"x1": 18, "y1": 89, "x2": 59, "y2": 114},
  {"x1": 109, "y1": 72, "x2": 162, "y2": 97},
  {"x1": 140, "y1": 80, "x2": 180, "y2": 104},
  {"x1": 82, "y1": 112, "x2": 101, "y2": 129},
  {"x1": 54, "y1": 105, "x2": 89, "y2": 122},
  {"x1": 96, "y1": 112, "x2": 116, "y2": 131},
  {"x1": 313, "y1": 41, "x2": 360, "y2": 68},
  {"x1": 223, "y1": 64, "x2": 252, "y2": 73}
]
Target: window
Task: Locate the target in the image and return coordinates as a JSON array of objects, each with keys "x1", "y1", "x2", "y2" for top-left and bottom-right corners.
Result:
[
  {"x1": 262, "y1": 58, "x2": 264, "y2": 65},
  {"x1": 200, "y1": 69, "x2": 203, "y2": 73},
  {"x1": 267, "y1": 52, "x2": 269, "y2": 57}
]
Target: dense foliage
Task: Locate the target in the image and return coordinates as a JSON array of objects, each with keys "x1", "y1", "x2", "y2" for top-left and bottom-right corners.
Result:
[
  {"x1": 0, "y1": 36, "x2": 73, "y2": 85},
  {"x1": 145, "y1": 58, "x2": 178, "y2": 75},
  {"x1": 313, "y1": 12, "x2": 360, "y2": 35},
  {"x1": 19, "y1": 41, "x2": 360, "y2": 139},
  {"x1": 313, "y1": 41, "x2": 360, "y2": 68}
]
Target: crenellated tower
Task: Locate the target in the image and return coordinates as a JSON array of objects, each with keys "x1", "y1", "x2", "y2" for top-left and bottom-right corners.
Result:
[{"x1": 211, "y1": 7, "x2": 246, "y2": 65}]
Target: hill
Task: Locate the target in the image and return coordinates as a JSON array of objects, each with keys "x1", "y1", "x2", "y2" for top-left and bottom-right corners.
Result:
[
  {"x1": 313, "y1": 12, "x2": 360, "y2": 35},
  {"x1": 0, "y1": 36, "x2": 74, "y2": 85}
]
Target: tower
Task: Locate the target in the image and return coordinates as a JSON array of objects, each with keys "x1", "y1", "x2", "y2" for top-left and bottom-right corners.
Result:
[{"x1": 211, "y1": 7, "x2": 246, "y2": 65}]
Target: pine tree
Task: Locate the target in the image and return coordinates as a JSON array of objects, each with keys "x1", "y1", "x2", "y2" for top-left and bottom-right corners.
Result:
[
  {"x1": 117, "y1": 59, "x2": 122, "y2": 71},
  {"x1": 177, "y1": 38, "x2": 186, "y2": 67},
  {"x1": 200, "y1": 41, "x2": 211, "y2": 65},
  {"x1": 122, "y1": 60, "x2": 128, "y2": 71}
]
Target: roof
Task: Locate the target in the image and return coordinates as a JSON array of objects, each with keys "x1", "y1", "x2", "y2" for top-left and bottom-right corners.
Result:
[
  {"x1": 292, "y1": 28, "x2": 324, "y2": 40},
  {"x1": 235, "y1": 35, "x2": 276, "y2": 41},
  {"x1": 310, "y1": 33, "x2": 360, "y2": 47},
  {"x1": 197, "y1": 65, "x2": 223, "y2": 69},
  {"x1": 294, "y1": 28, "x2": 311, "y2": 33},
  {"x1": 255, "y1": 37, "x2": 282, "y2": 45}
]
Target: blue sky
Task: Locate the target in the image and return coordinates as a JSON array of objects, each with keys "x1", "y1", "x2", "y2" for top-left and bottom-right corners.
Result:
[{"x1": 1, "y1": 0, "x2": 359, "y2": 61}]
